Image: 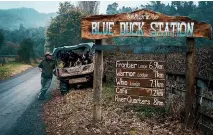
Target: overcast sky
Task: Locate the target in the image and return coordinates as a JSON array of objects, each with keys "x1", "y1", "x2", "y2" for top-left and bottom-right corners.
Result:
[{"x1": 0, "y1": 1, "x2": 173, "y2": 14}]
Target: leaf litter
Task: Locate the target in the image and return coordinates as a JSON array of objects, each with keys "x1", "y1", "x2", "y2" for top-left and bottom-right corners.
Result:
[{"x1": 43, "y1": 85, "x2": 202, "y2": 135}]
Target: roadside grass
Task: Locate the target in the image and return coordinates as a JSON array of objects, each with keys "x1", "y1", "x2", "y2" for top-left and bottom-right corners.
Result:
[
  {"x1": 43, "y1": 83, "x2": 202, "y2": 135},
  {"x1": 31, "y1": 61, "x2": 40, "y2": 67},
  {"x1": 0, "y1": 61, "x2": 33, "y2": 80}
]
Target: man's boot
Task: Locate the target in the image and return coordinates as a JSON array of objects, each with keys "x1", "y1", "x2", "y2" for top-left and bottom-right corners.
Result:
[{"x1": 37, "y1": 92, "x2": 45, "y2": 100}]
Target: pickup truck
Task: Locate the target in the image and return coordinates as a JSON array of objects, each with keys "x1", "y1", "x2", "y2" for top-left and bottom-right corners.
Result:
[{"x1": 52, "y1": 43, "x2": 106, "y2": 95}]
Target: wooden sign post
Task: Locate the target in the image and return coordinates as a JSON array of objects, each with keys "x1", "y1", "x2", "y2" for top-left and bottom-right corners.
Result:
[
  {"x1": 185, "y1": 38, "x2": 196, "y2": 127},
  {"x1": 81, "y1": 9, "x2": 212, "y2": 125},
  {"x1": 93, "y1": 39, "x2": 103, "y2": 122}
]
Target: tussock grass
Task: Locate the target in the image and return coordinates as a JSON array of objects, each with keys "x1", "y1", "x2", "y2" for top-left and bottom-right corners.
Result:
[{"x1": 0, "y1": 61, "x2": 32, "y2": 80}]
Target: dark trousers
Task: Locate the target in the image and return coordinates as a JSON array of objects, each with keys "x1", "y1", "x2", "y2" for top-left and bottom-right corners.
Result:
[{"x1": 39, "y1": 77, "x2": 52, "y2": 97}]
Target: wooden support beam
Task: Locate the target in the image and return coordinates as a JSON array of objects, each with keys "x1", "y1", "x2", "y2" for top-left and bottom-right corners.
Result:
[
  {"x1": 93, "y1": 39, "x2": 103, "y2": 123},
  {"x1": 93, "y1": 45, "x2": 187, "y2": 54},
  {"x1": 185, "y1": 37, "x2": 196, "y2": 127}
]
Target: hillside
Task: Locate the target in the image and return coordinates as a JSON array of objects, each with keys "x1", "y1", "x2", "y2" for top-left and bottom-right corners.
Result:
[{"x1": 0, "y1": 7, "x2": 57, "y2": 30}]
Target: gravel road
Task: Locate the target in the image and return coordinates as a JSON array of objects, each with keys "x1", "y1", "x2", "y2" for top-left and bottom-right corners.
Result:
[{"x1": 0, "y1": 67, "x2": 57, "y2": 135}]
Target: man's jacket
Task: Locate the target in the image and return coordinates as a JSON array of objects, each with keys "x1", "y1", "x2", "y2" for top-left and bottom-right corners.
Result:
[{"x1": 38, "y1": 59, "x2": 55, "y2": 78}]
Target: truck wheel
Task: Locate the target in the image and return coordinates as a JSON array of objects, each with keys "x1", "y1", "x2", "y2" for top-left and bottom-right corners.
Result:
[
  {"x1": 88, "y1": 76, "x2": 93, "y2": 87},
  {"x1": 60, "y1": 80, "x2": 69, "y2": 95},
  {"x1": 103, "y1": 74, "x2": 107, "y2": 82}
]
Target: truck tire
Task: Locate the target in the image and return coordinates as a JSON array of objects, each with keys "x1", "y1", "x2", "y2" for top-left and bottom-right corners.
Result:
[
  {"x1": 87, "y1": 75, "x2": 93, "y2": 87},
  {"x1": 60, "y1": 80, "x2": 69, "y2": 95},
  {"x1": 103, "y1": 74, "x2": 107, "y2": 82}
]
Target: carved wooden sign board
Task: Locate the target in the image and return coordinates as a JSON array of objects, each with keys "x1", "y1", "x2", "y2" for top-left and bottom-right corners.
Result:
[
  {"x1": 115, "y1": 60, "x2": 166, "y2": 106},
  {"x1": 81, "y1": 9, "x2": 212, "y2": 39}
]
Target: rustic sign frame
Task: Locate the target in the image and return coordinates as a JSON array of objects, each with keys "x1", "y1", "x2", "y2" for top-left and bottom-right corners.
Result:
[{"x1": 81, "y1": 9, "x2": 212, "y2": 127}]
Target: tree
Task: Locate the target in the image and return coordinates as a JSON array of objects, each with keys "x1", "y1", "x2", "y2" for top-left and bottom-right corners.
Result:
[
  {"x1": 0, "y1": 42, "x2": 19, "y2": 55},
  {"x1": 106, "y1": 2, "x2": 119, "y2": 15},
  {"x1": 19, "y1": 23, "x2": 25, "y2": 31},
  {"x1": 47, "y1": 2, "x2": 99, "y2": 51},
  {"x1": 0, "y1": 25, "x2": 45, "y2": 57},
  {"x1": 47, "y1": 6, "x2": 83, "y2": 50},
  {"x1": 58, "y1": 2, "x2": 75, "y2": 15},
  {"x1": 0, "y1": 31, "x2": 4, "y2": 48},
  {"x1": 78, "y1": 1, "x2": 100, "y2": 15},
  {"x1": 18, "y1": 38, "x2": 35, "y2": 63}
]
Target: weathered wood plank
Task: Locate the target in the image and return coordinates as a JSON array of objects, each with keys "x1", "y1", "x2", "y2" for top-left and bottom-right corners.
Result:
[
  {"x1": 93, "y1": 45, "x2": 187, "y2": 54},
  {"x1": 185, "y1": 37, "x2": 196, "y2": 127},
  {"x1": 116, "y1": 68, "x2": 165, "y2": 79},
  {"x1": 93, "y1": 39, "x2": 103, "y2": 122},
  {"x1": 116, "y1": 60, "x2": 165, "y2": 70},
  {"x1": 114, "y1": 94, "x2": 165, "y2": 106},
  {"x1": 116, "y1": 77, "x2": 165, "y2": 88},
  {"x1": 81, "y1": 9, "x2": 212, "y2": 39},
  {"x1": 115, "y1": 87, "x2": 165, "y2": 97}
]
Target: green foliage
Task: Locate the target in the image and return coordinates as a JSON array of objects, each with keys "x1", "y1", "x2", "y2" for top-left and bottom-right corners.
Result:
[
  {"x1": 0, "y1": 31, "x2": 4, "y2": 48},
  {"x1": 0, "y1": 25, "x2": 45, "y2": 57},
  {"x1": 47, "y1": 2, "x2": 98, "y2": 51},
  {"x1": 18, "y1": 38, "x2": 35, "y2": 63},
  {"x1": 47, "y1": 3, "x2": 84, "y2": 51},
  {"x1": 35, "y1": 38, "x2": 45, "y2": 56},
  {"x1": 106, "y1": 2, "x2": 119, "y2": 14},
  {"x1": 0, "y1": 42, "x2": 19, "y2": 55}
]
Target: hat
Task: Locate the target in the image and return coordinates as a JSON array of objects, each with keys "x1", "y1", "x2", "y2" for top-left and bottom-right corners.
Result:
[{"x1": 45, "y1": 52, "x2": 52, "y2": 56}]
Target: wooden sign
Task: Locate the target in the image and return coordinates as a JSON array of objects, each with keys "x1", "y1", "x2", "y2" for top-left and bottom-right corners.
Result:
[
  {"x1": 81, "y1": 9, "x2": 212, "y2": 39},
  {"x1": 116, "y1": 87, "x2": 165, "y2": 97},
  {"x1": 116, "y1": 69, "x2": 165, "y2": 78},
  {"x1": 115, "y1": 94, "x2": 165, "y2": 106},
  {"x1": 116, "y1": 78, "x2": 165, "y2": 88},
  {"x1": 115, "y1": 60, "x2": 166, "y2": 106},
  {"x1": 116, "y1": 60, "x2": 165, "y2": 70}
]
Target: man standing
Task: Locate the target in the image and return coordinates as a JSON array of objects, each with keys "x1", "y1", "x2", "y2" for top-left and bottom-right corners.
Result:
[{"x1": 38, "y1": 52, "x2": 55, "y2": 100}]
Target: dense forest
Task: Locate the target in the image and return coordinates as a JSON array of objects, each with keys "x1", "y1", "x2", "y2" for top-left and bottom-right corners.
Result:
[
  {"x1": 0, "y1": 25, "x2": 46, "y2": 61},
  {"x1": 0, "y1": 8, "x2": 56, "y2": 63},
  {"x1": 1, "y1": 1, "x2": 213, "y2": 63}
]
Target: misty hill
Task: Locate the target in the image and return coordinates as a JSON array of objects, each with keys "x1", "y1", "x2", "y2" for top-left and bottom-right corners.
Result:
[{"x1": 0, "y1": 8, "x2": 57, "y2": 30}]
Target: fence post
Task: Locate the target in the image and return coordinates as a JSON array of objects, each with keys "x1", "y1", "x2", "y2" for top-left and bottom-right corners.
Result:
[
  {"x1": 93, "y1": 39, "x2": 103, "y2": 123},
  {"x1": 185, "y1": 37, "x2": 196, "y2": 127}
]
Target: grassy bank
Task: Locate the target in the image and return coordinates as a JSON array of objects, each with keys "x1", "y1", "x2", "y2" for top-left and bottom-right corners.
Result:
[
  {"x1": 0, "y1": 61, "x2": 33, "y2": 80},
  {"x1": 43, "y1": 84, "x2": 202, "y2": 135}
]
